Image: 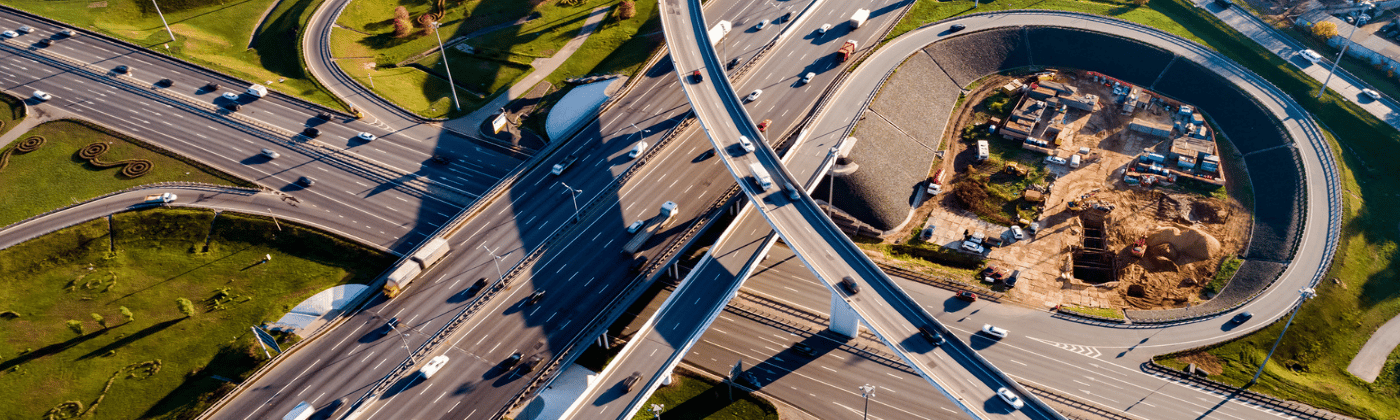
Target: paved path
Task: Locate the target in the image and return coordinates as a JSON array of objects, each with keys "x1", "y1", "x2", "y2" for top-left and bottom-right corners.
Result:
[
  {"x1": 0, "y1": 103, "x2": 67, "y2": 148},
  {"x1": 442, "y1": 6, "x2": 610, "y2": 138},
  {"x1": 1347, "y1": 313, "x2": 1400, "y2": 382}
]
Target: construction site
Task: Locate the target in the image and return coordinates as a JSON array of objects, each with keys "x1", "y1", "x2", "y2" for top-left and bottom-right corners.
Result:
[{"x1": 934, "y1": 70, "x2": 1253, "y2": 310}]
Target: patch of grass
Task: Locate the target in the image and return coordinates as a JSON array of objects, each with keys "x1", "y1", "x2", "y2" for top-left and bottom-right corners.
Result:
[
  {"x1": 891, "y1": 0, "x2": 1205, "y2": 45},
  {"x1": 0, "y1": 120, "x2": 249, "y2": 227},
  {"x1": 1062, "y1": 305, "x2": 1125, "y2": 319},
  {"x1": 859, "y1": 242, "x2": 982, "y2": 278},
  {"x1": 333, "y1": 54, "x2": 478, "y2": 119},
  {"x1": 0, "y1": 208, "x2": 394, "y2": 420},
  {"x1": 540, "y1": 0, "x2": 661, "y2": 86},
  {"x1": 0, "y1": 91, "x2": 25, "y2": 137},
  {"x1": 416, "y1": 49, "x2": 533, "y2": 100},
  {"x1": 950, "y1": 105, "x2": 1049, "y2": 225},
  {"x1": 1203, "y1": 255, "x2": 1241, "y2": 296},
  {"x1": 628, "y1": 371, "x2": 778, "y2": 420},
  {"x1": 7, "y1": 0, "x2": 345, "y2": 111}
]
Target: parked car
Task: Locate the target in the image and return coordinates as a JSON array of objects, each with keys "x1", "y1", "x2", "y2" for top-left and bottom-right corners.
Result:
[
  {"x1": 997, "y1": 387, "x2": 1025, "y2": 409},
  {"x1": 961, "y1": 241, "x2": 984, "y2": 254},
  {"x1": 1010, "y1": 225, "x2": 1025, "y2": 240},
  {"x1": 981, "y1": 324, "x2": 1009, "y2": 339},
  {"x1": 920, "y1": 226, "x2": 934, "y2": 241}
]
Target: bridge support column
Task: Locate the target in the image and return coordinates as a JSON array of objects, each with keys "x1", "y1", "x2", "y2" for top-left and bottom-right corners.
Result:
[{"x1": 829, "y1": 291, "x2": 860, "y2": 338}]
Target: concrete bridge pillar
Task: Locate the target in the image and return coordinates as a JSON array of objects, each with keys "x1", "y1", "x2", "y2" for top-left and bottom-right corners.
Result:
[{"x1": 829, "y1": 291, "x2": 860, "y2": 338}]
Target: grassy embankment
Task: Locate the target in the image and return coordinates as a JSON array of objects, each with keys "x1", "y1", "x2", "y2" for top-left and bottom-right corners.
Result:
[
  {"x1": 0, "y1": 91, "x2": 25, "y2": 137},
  {"x1": 895, "y1": 0, "x2": 1400, "y2": 417},
  {"x1": 0, "y1": 119, "x2": 248, "y2": 227},
  {"x1": 627, "y1": 372, "x2": 779, "y2": 420},
  {"x1": 6, "y1": 0, "x2": 346, "y2": 111},
  {"x1": 0, "y1": 208, "x2": 394, "y2": 419}
]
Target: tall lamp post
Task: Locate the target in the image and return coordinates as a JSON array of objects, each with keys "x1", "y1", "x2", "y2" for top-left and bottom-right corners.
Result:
[
  {"x1": 479, "y1": 244, "x2": 507, "y2": 283},
  {"x1": 151, "y1": 0, "x2": 176, "y2": 43},
  {"x1": 630, "y1": 123, "x2": 650, "y2": 142},
  {"x1": 432, "y1": 21, "x2": 461, "y2": 111},
  {"x1": 1249, "y1": 287, "x2": 1317, "y2": 386},
  {"x1": 1317, "y1": 13, "x2": 1369, "y2": 98},
  {"x1": 859, "y1": 384, "x2": 876, "y2": 420},
  {"x1": 650, "y1": 404, "x2": 664, "y2": 419},
  {"x1": 561, "y1": 182, "x2": 582, "y2": 219}
]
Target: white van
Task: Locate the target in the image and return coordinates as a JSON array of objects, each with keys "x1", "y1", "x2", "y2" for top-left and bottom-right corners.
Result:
[
  {"x1": 1297, "y1": 49, "x2": 1323, "y2": 64},
  {"x1": 976, "y1": 140, "x2": 989, "y2": 161},
  {"x1": 628, "y1": 141, "x2": 648, "y2": 158},
  {"x1": 419, "y1": 355, "x2": 449, "y2": 379},
  {"x1": 1069, "y1": 154, "x2": 1082, "y2": 168},
  {"x1": 246, "y1": 84, "x2": 268, "y2": 98}
]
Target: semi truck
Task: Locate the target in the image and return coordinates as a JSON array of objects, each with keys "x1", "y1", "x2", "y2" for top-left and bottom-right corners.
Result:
[
  {"x1": 144, "y1": 193, "x2": 177, "y2": 204},
  {"x1": 383, "y1": 238, "x2": 450, "y2": 298},
  {"x1": 836, "y1": 40, "x2": 858, "y2": 63},
  {"x1": 621, "y1": 201, "x2": 678, "y2": 255},
  {"x1": 748, "y1": 162, "x2": 774, "y2": 191},
  {"x1": 849, "y1": 9, "x2": 869, "y2": 29}
]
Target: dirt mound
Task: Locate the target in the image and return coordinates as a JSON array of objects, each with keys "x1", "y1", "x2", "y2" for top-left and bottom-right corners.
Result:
[{"x1": 1146, "y1": 226, "x2": 1219, "y2": 263}]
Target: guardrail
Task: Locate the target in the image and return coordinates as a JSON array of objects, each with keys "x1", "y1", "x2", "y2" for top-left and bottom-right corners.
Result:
[{"x1": 0, "y1": 181, "x2": 260, "y2": 245}]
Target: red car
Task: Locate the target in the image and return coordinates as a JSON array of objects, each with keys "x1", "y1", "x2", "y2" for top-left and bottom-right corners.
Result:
[
  {"x1": 757, "y1": 119, "x2": 771, "y2": 132},
  {"x1": 956, "y1": 291, "x2": 978, "y2": 302},
  {"x1": 691, "y1": 70, "x2": 703, "y2": 83}
]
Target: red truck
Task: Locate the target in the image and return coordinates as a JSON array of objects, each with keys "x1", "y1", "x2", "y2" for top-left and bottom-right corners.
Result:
[{"x1": 837, "y1": 40, "x2": 858, "y2": 62}]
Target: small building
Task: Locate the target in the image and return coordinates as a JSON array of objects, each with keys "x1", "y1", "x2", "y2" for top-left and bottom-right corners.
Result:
[
  {"x1": 1170, "y1": 136, "x2": 1216, "y2": 159},
  {"x1": 1129, "y1": 118, "x2": 1171, "y2": 138},
  {"x1": 1060, "y1": 93, "x2": 1097, "y2": 111},
  {"x1": 1027, "y1": 87, "x2": 1058, "y2": 101},
  {"x1": 1039, "y1": 80, "x2": 1077, "y2": 95},
  {"x1": 1001, "y1": 79, "x2": 1025, "y2": 94}
]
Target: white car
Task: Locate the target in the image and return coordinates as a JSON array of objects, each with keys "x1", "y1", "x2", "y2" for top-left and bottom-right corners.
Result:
[
  {"x1": 1010, "y1": 225, "x2": 1025, "y2": 240},
  {"x1": 32, "y1": 90, "x2": 51, "y2": 101},
  {"x1": 628, "y1": 141, "x2": 648, "y2": 158},
  {"x1": 744, "y1": 89, "x2": 763, "y2": 102},
  {"x1": 60, "y1": 29, "x2": 75, "y2": 37},
  {"x1": 1361, "y1": 89, "x2": 1382, "y2": 101},
  {"x1": 801, "y1": 72, "x2": 816, "y2": 84},
  {"x1": 357, "y1": 132, "x2": 377, "y2": 141},
  {"x1": 1, "y1": 31, "x2": 17, "y2": 38},
  {"x1": 221, "y1": 92, "x2": 239, "y2": 100},
  {"x1": 961, "y1": 241, "x2": 984, "y2": 254},
  {"x1": 996, "y1": 387, "x2": 1024, "y2": 409},
  {"x1": 261, "y1": 148, "x2": 280, "y2": 159},
  {"x1": 737, "y1": 135, "x2": 755, "y2": 153},
  {"x1": 1044, "y1": 156, "x2": 1068, "y2": 165},
  {"x1": 817, "y1": 24, "x2": 831, "y2": 35},
  {"x1": 17, "y1": 26, "x2": 32, "y2": 34},
  {"x1": 1297, "y1": 49, "x2": 1323, "y2": 64},
  {"x1": 626, "y1": 220, "x2": 644, "y2": 233},
  {"x1": 981, "y1": 324, "x2": 1008, "y2": 339},
  {"x1": 755, "y1": 20, "x2": 770, "y2": 30}
]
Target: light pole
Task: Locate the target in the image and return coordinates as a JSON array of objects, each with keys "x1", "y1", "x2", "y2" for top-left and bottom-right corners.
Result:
[
  {"x1": 859, "y1": 384, "x2": 875, "y2": 420},
  {"x1": 630, "y1": 123, "x2": 649, "y2": 142},
  {"x1": 650, "y1": 403, "x2": 664, "y2": 419},
  {"x1": 1248, "y1": 287, "x2": 1317, "y2": 386},
  {"x1": 561, "y1": 182, "x2": 582, "y2": 219},
  {"x1": 384, "y1": 319, "x2": 413, "y2": 357},
  {"x1": 479, "y1": 244, "x2": 507, "y2": 282},
  {"x1": 151, "y1": 0, "x2": 176, "y2": 43},
  {"x1": 432, "y1": 21, "x2": 461, "y2": 111},
  {"x1": 1317, "y1": 13, "x2": 1369, "y2": 98}
]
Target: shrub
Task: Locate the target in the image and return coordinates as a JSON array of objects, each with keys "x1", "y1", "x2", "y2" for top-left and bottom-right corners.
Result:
[
  {"x1": 618, "y1": 0, "x2": 636, "y2": 20},
  {"x1": 119, "y1": 306, "x2": 133, "y2": 323},
  {"x1": 176, "y1": 298, "x2": 196, "y2": 318},
  {"x1": 1312, "y1": 21, "x2": 1338, "y2": 40},
  {"x1": 91, "y1": 313, "x2": 107, "y2": 329},
  {"x1": 66, "y1": 320, "x2": 84, "y2": 336}
]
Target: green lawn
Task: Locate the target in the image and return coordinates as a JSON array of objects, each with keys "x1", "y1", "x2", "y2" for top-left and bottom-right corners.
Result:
[
  {"x1": 0, "y1": 92, "x2": 25, "y2": 138},
  {"x1": 6, "y1": 0, "x2": 346, "y2": 111},
  {"x1": 0, "y1": 208, "x2": 394, "y2": 420},
  {"x1": 0, "y1": 120, "x2": 249, "y2": 228},
  {"x1": 891, "y1": 0, "x2": 1206, "y2": 45},
  {"x1": 627, "y1": 372, "x2": 779, "y2": 420},
  {"x1": 1062, "y1": 305, "x2": 1125, "y2": 319}
]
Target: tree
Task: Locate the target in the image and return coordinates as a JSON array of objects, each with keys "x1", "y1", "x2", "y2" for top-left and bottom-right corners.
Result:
[
  {"x1": 91, "y1": 313, "x2": 108, "y2": 329},
  {"x1": 66, "y1": 320, "x2": 84, "y2": 336},
  {"x1": 1313, "y1": 21, "x2": 1339, "y2": 40},
  {"x1": 393, "y1": 6, "x2": 414, "y2": 38},
  {"x1": 177, "y1": 298, "x2": 196, "y2": 318},
  {"x1": 618, "y1": 0, "x2": 636, "y2": 20},
  {"x1": 394, "y1": 5, "x2": 410, "y2": 21},
  {"x1": 119, "y1": 306, "x2": 134, "y2": 323},
  {"x1": 1132, "y1": 0, "x2": 1149, "y2": 5}
]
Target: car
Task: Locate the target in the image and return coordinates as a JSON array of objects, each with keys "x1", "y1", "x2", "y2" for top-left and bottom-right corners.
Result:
[
  {"x1": 1214, "y1": 0, "x2": 1233, "y2": 7},
  {"x1": 471, "y1": 277, "x2": 488, "y2": 292},
  {"x1": 698, "y1": 149, "x2": 715, "y2": 160},
  {"x1": 691, "y1": 69, "x2": 703, "y2": 83},
  {"x1": 757, "y1": 119, "x2": 771, "y2": 132},
  {"x1": 1297, "y1": 49, "x2": 1323, "y2": 64},
  {"x1": 920, "y1": 226, "x2": 934, "y2": 241},
  {"x1": 519, "y1": 355, "x2": 542, "y2": 373},
  {"x1": 32, "y1": 90, "x2": 51, "y2": 101},
  {"x1": 622, "y1": 372, "x2": 643, "y2": 392},
  {"x1": 356, "y1": 132, "x2": 376, "y2": 141},
  {"x1": 504, "y1": 352, "x2": 523, "y2": 367},
  {"x1": 840, "y1": 276, "x2": 860, "y2": 295},
  {"x1": 17, "y1": 26, "x2": 32, "y2": 34},
  {"x1": 156, "y1": 78, "x2": 174, "y2": 87},
  {"x1": 261, "y1": 148, "x2": 280, "y2": 159},
  {"x1": 777, "y1": 12, "x2": 792, "y2": 23},
  {"x1": 302, "y1": 127, "x2": 320, "y2": 138},
  {"x1": 801, "y1": 72, "x2": 815, "y2": 84},
  {"x1": 1010, "y1": 225, "x2": 1025, "y2": 240},
  {"x1": 956, "y1": 291, "x2": 978, "y2": 302},
  {"x1": 918, "y1": 326, "x2": 945, "y2": 346},
  {"x1": 203, "y1": 82, "x2": 220, "y2": 92},
  {"x1": 225, "y1": 103, "x2": 242, "y2": 111},
  {"x1": 817, "y1": 24, "x2": 831, "y2": 35},
  {"x1": 419, "y1": 355, "x2": 449, "y2": 378},
  {"x1": 1231, "y1": 311, "x2": 1253, "y2": 324},
  {"x1": 629, "y1": 255, "x2": 649, "y2": 272},
  {"x1": 1362, "y1": 89, "x2": 1382, "y2": 101},
  {"x1": 431, "y1": 154, "x2": 451, "y2": 164},
  {"x1": 316, "y1": 111, "x2": 333, "y2": 121},
  {"x1": 785, "y1": 182, "x2": 801, "y2": 200},
  {"x1": 1, "y1": 31, "x2": 17, "y2": 39},
  {"x1": 114, "y1": 65, "x2": 130, "y2": 74},
  {"x1": 981, "y1": 324, "x2": 1008, "y2": 339},
  {"x1": 984, "y1": 236, "x2": 1004, "y2": 247},
  {"x1": 1004, "y1": 270, "x2": 1020, "y2": 288},
  {"x1": 297, "y1": 176, "x2": 315, "y2": 187},
  {"x1": 960, "y1": 241, "x2": 984, "y2": 254},
  {"x1": 1028, "y1": 221, "x2": 1040, "y2": 235},
  {"x1": 726, "y1": 58, "x2": 740, "y2": 70},
  {"x1": 626, "y1": 220, "x2": 645, "y2": 233},
  {"x1": 60, "y1": 29, "x2": 75, "y2": 37},
  {"x1": 37, "y1": 38, "x2": 50, "y2": 47},
  {"x1": 737, "y1": 135, "x2": 755, "y2": 153},
  {"x1": 527, "y1": 290, "x2": 547, "y2": 305},
  {"x1": 379, "y1": 317, "x2": 399, "y2": 336},
  {"x1": 792, "y1": 343, "x2": 815, "y2": 357},
  {"x1": 969, "y1": 231, "x2": 986, "y2": 244},
  {"x1": 629, "y1": 141, "x2": 648, "y2": 158},
  {"x1": 744, "y1": 89, "x2": 763, "y2": 102},
  {"x1": 997, "y1": 387, "x2": 1025, "y2": 409},
  {"x1": 950, "y1": 24, "x2": 966, "y2": 32},
  {"x1": 222, "y1": 92, "x2": 239, "y2": 100},
  {"x1": 755, "y1": 19, "x2": 770, "y2": 30},
  {"x1": 1044, "y1": 155, "x2": 1068, "y2": 165}
]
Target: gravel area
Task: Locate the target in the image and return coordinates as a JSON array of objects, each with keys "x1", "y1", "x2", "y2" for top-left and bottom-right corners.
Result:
[
  {"x1": 1241, "y1": 147, "x2": 1305, "y2": 262},
  {"x1": 1126, "y1": 260, "x2": 1285, "y2": 322},
  {"x1": 922, "y1": 27, "x2": 1033, "y2": 89}
]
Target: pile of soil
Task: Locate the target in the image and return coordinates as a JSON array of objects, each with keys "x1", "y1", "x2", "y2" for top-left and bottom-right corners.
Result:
[{"x1": 1108, "y1": 190, "x2": 1247, "y2": 309}]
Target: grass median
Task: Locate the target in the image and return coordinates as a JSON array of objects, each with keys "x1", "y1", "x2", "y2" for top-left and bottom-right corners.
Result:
[
  {"x1": 894, "y1": 0, "x2": 1400, "y2": 416},
  {"x1": 0, "y1": 119, "x2": 249, "y2": 228},
  {"x1": 627, "y1": 371, "x2": 779, "y2": 420},
  {"x1": 0, "y1": 208, "x2": 394, "y2": 420}
]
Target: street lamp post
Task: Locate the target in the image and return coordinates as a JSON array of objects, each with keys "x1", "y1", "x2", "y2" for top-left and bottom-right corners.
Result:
[
  {"x1": 859, "y1": 384, "x2": 875, "y2": 420},
  {"x1": 1317, "y1": 13, "x2": 1369, "y2": 98},
  {"x1": 479, "y1": 244, "x2": 507, "y2": 282},
  {"x1": 151, "y1": 0, "x2": 176, "y2": 43},
  {"x1": 650, "y1": 404, "x2": 664, "y2": 419},
  {"x1": 432, "y1": 22, "x2": 461, "y2": 111},
  {"x1": 630, "y1": 123, "x2": 649, "y2": 142},
  {"x1": 1249, "y1": 288, "x2": 1317, "y2": 386},
  {"x1": 384, "y1": 321, "x2": 413, "y2": 357},
  {"x1": 561, "y1": 182, "x2": 582, "y2": 219}
]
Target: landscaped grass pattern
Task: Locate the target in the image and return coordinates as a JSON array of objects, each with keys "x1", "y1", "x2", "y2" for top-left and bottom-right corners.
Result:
[
  {"x1": 6, "y1": 0, "x2": 346, "y2": 111},
  {"x1": 0, "y1": 208, "x2": 394, "y2": 420},
  {"x1": 0, "y1": 91, "x2": 25, "y2": 138},
  {"x1": 626, "y1": 372, "x2": 778, "y2": 420},
  {"x1": 0, "y1": 120, "x2": 248, "y2": 228},
  {"x1": 897, "y1": 0, "x2": 1400, "y2": 416}
]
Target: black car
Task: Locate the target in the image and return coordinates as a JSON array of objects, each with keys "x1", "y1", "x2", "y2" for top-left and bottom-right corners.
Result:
[
  {"x1": 840, "y1": 276, "x2": 860, "y2": 295},
  {"x1": 225, "y1": 102, "x2": 241, "y2": 111},
  {"x1": 297, "y1": 176, "x2": 315, "y2": 187},
  {"x1": 777, "y1": 12, "x2": 792, "y2": 23},
  {"x1": 1231, "y1": 312, "x2": 1253, "y2": 324},
  {"x1": 157, "y1": 78, "x2": 174, "y2": 88},
  {"x1": 114, "y1": 65, "x2": 129, "y2": 74},
  {"x1": 316, "y1": 111, "x2": 333, "y2": 121},
  {"x1": 37, "y1": 38, "x2": 50, "y2": 47},
  {"x1": 950, "y1": 24, "x2": 966, "y2": 32},
  {"x1": 302, "y1": 127, "x2": 321, "y2": 138},
  {"x1": 727, "y1": 58, "x2": 740, "y2": 70},
  {"x1": 519, "y1": 355, "x2": 542, "y2": 373},
  {"x1": 431, "y1": 154, "x2": 451, "y2": 164},
  {"x1": 526, "y1": 290, "x2": 547, "y2": 305},
  {"x1": 472, "y1": 277, "x2": 488, "y2": 291},
  {"x1": 792, "y1": 343, "x2": 815, "y2": 357},
  {"x1": 379, "y1": 317, "x2": 399, "y2": 336},
  {"x1": 204, "y1": 82, "x2": 220, "y2": 92},
  {"x1": 691, "y1": 69, "x2": 703, "y2": 83},
  {"x1": 504, "y1": 352, "x2": 523, "y2": 367},
  {"x1": 622, "y1": 372, "x2": 643, "y2": 392},
  {"x1": 918, "y1": 326, "x2": 945, "y2": 346}
]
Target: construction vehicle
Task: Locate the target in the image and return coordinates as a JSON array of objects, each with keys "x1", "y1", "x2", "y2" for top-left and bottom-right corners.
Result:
[
  {"x1": 1130, "y1": 237, "x2": 1146, "y2": 257},
  {"x1": 836, "y1": 40, "x2": 858, "y2": 62},
  {"x1": 143, "y1": 193, "x2": 177, "y2": 204},
  {"x1": 849, "y1": 9, "x2": 869, "y2": 29},
  {"x1": 926, "y1": 168, "x2": 946, "y2": 195},
  {"x1": 383, "y1": 238, "x2": 451, "y2": 298},
  {"x1": 622, "y1": 201, "x2": 679, "y2": 255}
]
